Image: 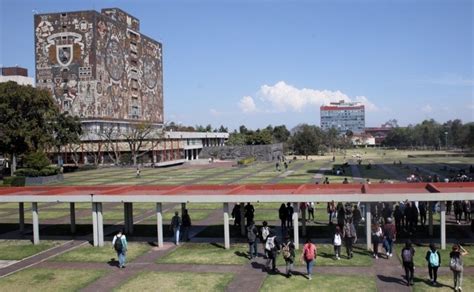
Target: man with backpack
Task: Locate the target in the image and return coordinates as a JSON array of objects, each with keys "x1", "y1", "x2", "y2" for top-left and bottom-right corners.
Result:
[
  {"x1": 265, "y1": 230, "x2": 280, "y2": 272},
  {"x1": 260, "y1": 221, "x2": 270, "y2": 259},
  {"x1": 401, "y1": 240, "x2": 415, "y2": 286},
  {"x1": 425, "y1": 243, "x2": 441, "y2": 285},
  {"x1": 170, "y1": 211, "x2": 182, "y2": 245},
  {"x1": 282, "y1": 234, "x2": 296, "y2": 277},
  {"x1": 112, "y1": 229, "x2": 128, "y2": 268},
  {"x1": 247, "y1": 221, "x2": 259, "y2": 259}
]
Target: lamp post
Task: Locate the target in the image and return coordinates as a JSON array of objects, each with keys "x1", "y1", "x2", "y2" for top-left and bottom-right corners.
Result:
[{"x1": 444, "y1": 131, "x2": 448, "y2": 150}]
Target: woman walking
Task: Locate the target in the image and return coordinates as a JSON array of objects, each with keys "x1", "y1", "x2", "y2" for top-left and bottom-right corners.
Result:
[
  {"x1": 425, "y1": 243, "x2": 441, "y2": 285},
  {"x1": 301, "y1": 238, "x2": 317, "y2": 280},
  {"x1": 449, "y1": 244, "x2": 469, "y2": 291}
]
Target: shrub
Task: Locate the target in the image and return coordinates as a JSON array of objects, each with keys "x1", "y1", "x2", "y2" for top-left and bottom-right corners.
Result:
[
  {"x1": 3, "y1": 176, "x2": 25, "y2": 186},
  {"x1": 237, "y1": 157, "x2": 256, "y2": 166},
  {"x1": 23, "y1": 151, "x2": 51, "y2": 170},
  {"x1": 14, "y1": 166, "x2": 60, "y2": 177}
]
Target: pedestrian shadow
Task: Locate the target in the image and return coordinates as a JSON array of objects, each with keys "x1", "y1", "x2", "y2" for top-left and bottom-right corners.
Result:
[
  {"x1": 413, "y1": 277, "x2": 452, "y2": 289},
  {"x1": 107, "y1": 258, "x2": 119, "y2": 267},
  {"x1": 210, "y1": 242, "x2": 225, "y2": 249},
  {"x1": 234, "y1": 251, "x2": 249, "y2": 259},
  {"x1": 377, "y1": 274, "x2": 407, "y2": 286}
]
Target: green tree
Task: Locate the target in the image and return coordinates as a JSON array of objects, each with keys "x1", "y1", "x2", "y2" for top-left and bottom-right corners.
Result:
[
  {"x1": 53, "y1": 112, "x2": 82, "y2": 165},
  {"x1": 290, "y1": 124, "x2": 322, "y2": 159},
  {"x1": 272, "y1": 125, "x2": 290, "y2": 143},
  {"x1": 0, "y1": 82, "x2": 58, "y2": 175}
]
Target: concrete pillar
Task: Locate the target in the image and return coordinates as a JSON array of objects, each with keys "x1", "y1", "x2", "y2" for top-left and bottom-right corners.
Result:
[
  {"x1": 196, "y1": 149, "x2": 199, "y2": 160},
  {"x1": 428, "y1": 202, "x2": 434, "y2": 237},
  {"x1": 19, "y1": 202, "x2": 24, "y2": 234},
  {"x1": 92, "y1": 203, "x2": 98, "y2": 246},
  {"x1": 97, "y1": 202, "x2": 104, "y2": 247},
  {"x1": 70, "y1": 203, "x2": 76, "y2": 234},
  {"x1": 240, "y1": 203, "x2": 245, "y2": 236},
  {"x1": 440, "y1": 201, "x2": 446, "y2": 250},
  {"x1": 293, "y1": 203, "x2": 299, "y2": 249},
  {"x1": 224, "y1": 203, "x2": 230, "y2": 249},
  {"x1": 366, "y1": 202, "x2": 372, "y2": 251},
  {"x1": 156, "y1": 203, "x2": 163, "y2": 247},
  {"x1": 32, "y1": 202, "x2": 39, "y2": 245},
  {"x1": 128, "y1": 203, "x2": 134, "y2": 235},
  {"x1": 301, "y1": 203, "x2": 307, "y2": 237}
]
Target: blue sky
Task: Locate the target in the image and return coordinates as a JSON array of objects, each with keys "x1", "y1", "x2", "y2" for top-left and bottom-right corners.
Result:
[{"x1": 1, "y1": 0, "x2": 472, "y2": 130}]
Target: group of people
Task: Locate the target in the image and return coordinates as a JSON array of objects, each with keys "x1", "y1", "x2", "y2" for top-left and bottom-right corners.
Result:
[
  {"x1": 246, "y1": 220, "x2": 317, "y2": 280},
  {"x1": 170, "y1": 209, "x2": 192, "y2": 245},
  {"x1": 400, "y1": 241, "x2": 468, "y2": 291}
]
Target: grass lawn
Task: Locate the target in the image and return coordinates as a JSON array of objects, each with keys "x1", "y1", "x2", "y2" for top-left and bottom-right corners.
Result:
[
  {"x1": 260, "y1": 274, "x2": 376, "y2": 292},
  {"x1": 0, "y1": 268, "x2": 106, "y2": 291},
  {"x1": 52, "y1": 242, "x2": 151, "y2": 263},
  {"x1": 157, "y1": 242, "x2": 249, "y2": 265},
  {"x1": 0, "y1": 240, "x2": 62, "y2": 260},
  {"x1": 413, "y1": 275, "x2": 474, "y2": 292},
  {"x1": 115, "y1": 271, "x2": 233, "y2": 291},
  {"x1": 395, "y1": 244, "x2": 474, "y2": 267}
]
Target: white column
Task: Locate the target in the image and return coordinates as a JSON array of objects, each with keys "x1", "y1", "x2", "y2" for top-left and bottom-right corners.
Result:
[
  {"x1": 240, "y1": 203, "x2": 245, "y2": 236},
  {"x1": 156, "y1": 203, "x2": 163, "y2": 247},
  {"x1": 428, "y1": 202, "x2": 434, "y2": 237},
  {"x1": 70, "y1": 203, "x2": 76, "y2": 234},
  {"x1": 97, "y1": 202, "x2": 104, "y2": 247},
  {"x1": 293, "y1": 203, "x2": 299, "y2": 249},
  {"x1": 92, "y1": 202, "x2": 98, "y2": 247},
  {"x1": 440, "y1": 201, "x2": 446, "y2": 250},
  {"x1": 32, "y1": 202, "x2": 39, "y2": 245},
  {"x1": 224, "y1": 203, "x2": 230, "y2": 249},
  {"x1": 19, "y1": 202, "x2": 25, "y2": 234},
  {"x1": 366, "y1": 202, "x2": 372, "y2": 251},
  {"x1": 196, "y1": 149, "x2": 199, "y2": 160},
  {"x1": 301, "y1": 204, "x2": 307, "y2": 237}
]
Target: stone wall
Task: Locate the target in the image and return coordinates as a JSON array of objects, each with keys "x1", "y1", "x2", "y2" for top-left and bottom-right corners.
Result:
[
  {"x1": 199, "y1": 144, "x2": 283, "y2": 161},
  {"x1": 25, "y1": 174, "x2": 64, "y2": 186}
]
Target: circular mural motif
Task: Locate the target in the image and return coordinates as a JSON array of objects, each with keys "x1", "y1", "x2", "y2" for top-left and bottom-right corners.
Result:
[
  {"x1": 143, "y1": 57, "x2": 158, "y2": 89},
  {"x1": 105, "y1": 39, "x2": 124, "y2": 81}
]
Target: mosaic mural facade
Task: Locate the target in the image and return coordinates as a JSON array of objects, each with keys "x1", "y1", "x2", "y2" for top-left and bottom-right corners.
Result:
[{"x1": 35, "y1": 8, "x2": 163, "y2": 124}]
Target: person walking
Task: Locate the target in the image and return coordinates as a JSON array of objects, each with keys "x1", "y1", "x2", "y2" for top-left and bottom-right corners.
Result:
[
  {"x1": 454, "y1": 201, "x2": 463, "y2": 224},
  {"x1": 244, "y1": 202, "x2": 255, "y2": 227},
  {"x1": 383, "y1": 217, "x2": 396, "y2": 258},
  {"x1": 181, "y1": 209, "x2": 191, "y2": 242},
  {"x1": 307, "y1": 202, "x2": 315, "y2": 222},
  {"x1": 265, "y1": 231, "x2": 280, "y2": 272},
  {"x1": 282, "y1": 234, "x2": 296, "y2": 277},
  {"x1": 419, "y1": 202, "x2": 427, "y2": 227},
  {"x1": 286, "y1": 203, "x2": 294, "y2": 229},
  {"x1": 371, "y1": 223, "x2": 383, "y2": 259},
  {"x1": 333, "y1": 226, "x2": 342, "y2": 260},
  {"x1": 260, "y1": 221, "x2": 270, "y2": 259},
  {"x1": 170, "y1": 211, "x2": 182, "y2": 245},
  {"x1": 279, "y1": 204, "x2": 288, "y2": 231},
  {"x1": 247, "y1": 221, "x2": 259, "y2": 259},
  {"x1": 112, "y1": 230, "x2": 128, "y2": 268},
  {"x1": 425, "y1": 243, "x2": 441, "y2": 285},
  {"x1": 301, "y1": 238, "x2": 317, "y2": 280},
  {"x1": 450, "y1": 244, "x2": 469, "y2": 291},
  {"x1": 342, "y1": 218, "x2": 357, "y2": 259},
  {"x1": 401, "y1": 240, "x2": 415, "y2": 286},
  {"x1": 352, "y1": 205, "x2": 362, "y2": 229},
  {"x1": 394, "y1": 205, "x2": 403, "y2": 235},
  {"x1": 327, "y1": 200, "x2": 336, "y2": 225},
  {"x1": 231, "y1": 203, "x2": 241, "y2": 227}
]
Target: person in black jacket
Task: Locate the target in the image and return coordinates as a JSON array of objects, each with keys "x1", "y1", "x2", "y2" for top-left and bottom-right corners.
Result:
[
  {"x1": 181, "y1": 209, "x2": 192, "y2": 242},
  {"x1": 279, "y1": 204, "x2": 287, "y2": 231},
  {"x1": 265, "y1": 231, "x2": 280, "y2": 272},
  {"x1": 425, "y1": 243, "x2": 441, "y2": 285},
  {"x1": 401, "y1": 240, "x2": 415, "y2": 286}
]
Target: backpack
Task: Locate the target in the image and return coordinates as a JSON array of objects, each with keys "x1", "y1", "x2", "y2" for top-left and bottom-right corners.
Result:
[
  {"x1": 247, "y1": 226, "x2": 257, "y2": 242},
  {"x1": 429, "y1": 251, "x2": 439, "y2": 267},
  {"x1": 265, "y1": 236, "x2": 275, "y2": 251},
  {"x1": 304, "y1": 244, "x2": 315, "y2": 261},
  {"x1": 114, "y1": 236, "x2": 123, "y2": 252},
  {"x1": 402, "y1": 249, "x2": 413, "y2": 262},
  {"x1": 282, "y1": 243, "x2": 291, "y2": 259},
  {"x1": 261, "y1": 227, "x2": 270, "y2": 241},
  {"x1": 449, "y1": 257, "x2": 463, "y2": 272}
]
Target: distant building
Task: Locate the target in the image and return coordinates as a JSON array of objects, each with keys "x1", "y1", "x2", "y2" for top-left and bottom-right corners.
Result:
[
  {"x1": 351, "y1": 133, "x2": 375, "y2": 146},
  {"x1": 364, "y1": 124, "x2": 394, "y2": 146},
  {"x1": 0, "y1": 67, "x2": 35, "y2": 86},
  {"x1": 320, "y1": 100, "x2": 365, "y2": 134}
]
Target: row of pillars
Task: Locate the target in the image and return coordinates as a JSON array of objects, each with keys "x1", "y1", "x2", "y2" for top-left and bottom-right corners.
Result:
[
  {"x1": 17, "y1": 201, "x2": 447, "y2": 250},
  {"x1": 184, "y1": 149, "x2": 199, "y2": 161}
]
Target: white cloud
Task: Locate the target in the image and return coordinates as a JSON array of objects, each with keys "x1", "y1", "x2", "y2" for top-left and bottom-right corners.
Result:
[
  {"x1": 421, "y1": 104, "x2": 433, "y2": 113},
  {"x1": 238, "y1": 81, "x2": 378, "y2": 114},
  {"x1": 238, "y1": 95, "x2": 257, "y2": 113}
]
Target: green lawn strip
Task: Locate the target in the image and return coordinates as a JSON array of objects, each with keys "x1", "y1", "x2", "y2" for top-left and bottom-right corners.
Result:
[
  {"x1": 0, "y1": 203, "x2": 21, "y2": 209},
  {"x1": 186, "y1": 203, "x2": 222, "y2": 209},
  {"x1": 115, "y1": 271, "x2": 233, "y2": 292},
  {"x1": 412, "y1": 275, "x2": 473, "y2": 292},
  {"x1": 52, "y1": 242, "x2": 151, "y2": 263},
  {"x1": 0, "y1": 268, "x2": 107, "y2": 291},
  {"x1": 261, "y1": 273, "x2": 376, "y2": 291},
  {"x1": 6, "y1": 210, "x2": 69, "y2": 221},
  {"x1": 395, "y1": 244, "x2": 474, "y2": 267},
  {"x1": 158, "y1": 242, "x2": 249, "y2": 265},
  {"x1": 0, "y1": 240, "x2": 62, "y2": 260}
]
